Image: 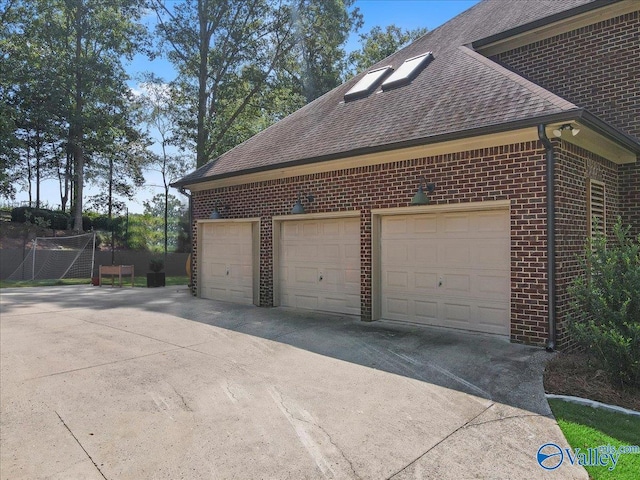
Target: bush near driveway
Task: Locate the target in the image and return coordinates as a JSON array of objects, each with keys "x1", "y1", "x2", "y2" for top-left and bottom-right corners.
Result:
[{"x1": 569, "y1": 219, "x2": 640, "y2": 389}]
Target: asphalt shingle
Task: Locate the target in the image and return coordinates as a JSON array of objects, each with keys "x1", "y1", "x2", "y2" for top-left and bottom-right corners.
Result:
[{"x1": 177, "y1": 0, "x2": 597, "y2": 186}]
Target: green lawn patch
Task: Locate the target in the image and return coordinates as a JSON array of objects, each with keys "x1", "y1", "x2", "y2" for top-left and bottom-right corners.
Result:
[
  {"x1": 548, "y1": 399, "x2": 640, "y2": 479},
  {"x1": 0, "y1": 276, "x2": 189, "y2": 289}
]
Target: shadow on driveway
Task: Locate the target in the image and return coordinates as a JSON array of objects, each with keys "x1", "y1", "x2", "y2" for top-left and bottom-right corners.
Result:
[{"x1": 1, "y1": 285, "x2": 551, "y2": 415}]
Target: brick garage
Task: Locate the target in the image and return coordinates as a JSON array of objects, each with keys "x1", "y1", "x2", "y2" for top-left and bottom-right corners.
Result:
[
  {"x1": 189, "y1": 138, "x2": 632, "y2": 347},
  {"x1": 176, "y1": 0, "x2": 640, "y2": 349}
]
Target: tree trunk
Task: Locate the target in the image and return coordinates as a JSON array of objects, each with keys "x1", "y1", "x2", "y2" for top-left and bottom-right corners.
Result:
[
  {"x1": 72, "y1": 3, "x2": 84, "y2": 232},
  {"x1": 196, "y1": 0, "x2": 209, "y2": 168}
]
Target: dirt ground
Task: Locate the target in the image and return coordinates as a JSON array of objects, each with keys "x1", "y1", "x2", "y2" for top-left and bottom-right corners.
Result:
[{"x1": 544, "y1": 352, "x2": 640, "y2": 411}]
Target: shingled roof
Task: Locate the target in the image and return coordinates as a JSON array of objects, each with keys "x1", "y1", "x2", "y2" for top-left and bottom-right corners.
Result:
[{"x1": 176, "y1": 0, "x2": 604, "y2": 187}]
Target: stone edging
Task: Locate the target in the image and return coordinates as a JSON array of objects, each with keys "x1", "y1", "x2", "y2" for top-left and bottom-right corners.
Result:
[{"x1": 546, "y1": 393, "x2": 640, "y2": 417}]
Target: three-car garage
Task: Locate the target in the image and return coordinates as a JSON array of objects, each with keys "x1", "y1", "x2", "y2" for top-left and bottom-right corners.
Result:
[{"x1": 197, "y1": 202, "x2": 510, "y2": 336}]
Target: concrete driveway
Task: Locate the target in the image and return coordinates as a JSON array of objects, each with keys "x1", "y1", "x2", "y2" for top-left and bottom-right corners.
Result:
[{"x1": 0, "y1": 286, "x2": 586, "y2": 479}]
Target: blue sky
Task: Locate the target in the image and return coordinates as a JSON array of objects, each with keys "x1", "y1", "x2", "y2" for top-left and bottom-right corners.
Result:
[{"x1": 16, "y1": 0, "x2": 480, "y2": 213}]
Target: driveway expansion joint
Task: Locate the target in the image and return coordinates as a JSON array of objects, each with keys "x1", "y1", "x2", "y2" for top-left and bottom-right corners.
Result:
[
  {"x1": 386, "y1": 402, "x2": 495, "y2": 479},
  {"x1": 27, "y1": 347, "x2": 183, "y2": 380},
  {"x1": 55, "y1": 411, "x2": 108, "y2": 480}
]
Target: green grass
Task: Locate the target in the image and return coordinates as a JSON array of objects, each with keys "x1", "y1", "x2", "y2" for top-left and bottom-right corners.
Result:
[
  {"x1": 548, "y1": 399, "x2": 640, "y2": 479},
  {"x1": 0, "y1": 276, "x2": 189, "y2": 289}
]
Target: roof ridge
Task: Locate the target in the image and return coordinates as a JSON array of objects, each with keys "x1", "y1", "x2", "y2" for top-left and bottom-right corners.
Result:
[{"x1": 458, "y1": 45, "x2": 579, "y2": 111}]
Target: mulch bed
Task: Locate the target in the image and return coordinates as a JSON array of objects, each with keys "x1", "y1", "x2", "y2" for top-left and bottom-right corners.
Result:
[{"x1": 544, "y1": 352, "x2": 640, "y2": 412}]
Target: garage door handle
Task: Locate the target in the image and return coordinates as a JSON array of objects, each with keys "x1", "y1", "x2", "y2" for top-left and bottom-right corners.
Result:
[
  {"x1": 319, "y1": 274, "x2": 323, "y2": 281},
  {"x1": 226, "y1": 268, "x2": 230, "y2": 276}
]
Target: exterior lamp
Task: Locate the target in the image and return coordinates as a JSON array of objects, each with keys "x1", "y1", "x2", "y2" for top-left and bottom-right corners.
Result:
[
  {"x1": 209, "y1": 201, "x2": 226, "y2": 219},
  {"x1": 553, "y1": 124, "x2": 580, "y2": 138},
  {"x1": 411, "y1": 178, "x2": 435, "y2": 205},
  {"x1": 291, "y1": 192, "x2": 315, "y2": 214}
]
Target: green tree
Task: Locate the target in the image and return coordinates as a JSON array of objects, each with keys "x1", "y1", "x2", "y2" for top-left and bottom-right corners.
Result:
[
  {"x1": 152, "y1": 0, "x2": 361, "y2": 167},
  {"x1": 152, "y1": 0, "x2": 295, "y2": 166},
  {"x1": 2, "y1": 0, "x2": 149, "y2": 229},
  {"x1": 285, "y1": 0, "x2": 362, "y2": 103},
  {"x1": 0, "y1": 0, "x2": 30, "y2": 200},
  {"x1": 347, "y1": 24, "x2": 427, "y2": 75},
  {"x1": 137, "y1": 76, "x2": 193, "y2": 257},
  {"x1": 85, "y1": 111, "x2": 150, "y2": 219}
]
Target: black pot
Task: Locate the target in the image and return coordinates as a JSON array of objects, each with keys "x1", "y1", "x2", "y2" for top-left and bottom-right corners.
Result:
[{"x1": 146, "y1": 272, "x2": 166, "y2": 287}]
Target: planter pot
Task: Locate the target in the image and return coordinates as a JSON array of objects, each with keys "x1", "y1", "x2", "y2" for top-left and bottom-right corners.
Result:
[{"x1": 146, "y1": 272, "x2": 166, "y2": 288}]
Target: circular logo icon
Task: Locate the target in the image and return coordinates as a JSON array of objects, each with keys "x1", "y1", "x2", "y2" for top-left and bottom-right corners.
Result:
[{"x1": 537, "y1": 443, "x2": 564, "y2": 470}]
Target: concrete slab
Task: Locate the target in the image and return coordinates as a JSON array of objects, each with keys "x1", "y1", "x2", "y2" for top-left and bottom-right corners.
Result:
[{"x1": 0, "y1": 286, "x2": 587, "y2": 479}]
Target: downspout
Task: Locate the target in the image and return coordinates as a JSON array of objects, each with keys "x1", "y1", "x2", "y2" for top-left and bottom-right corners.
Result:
[
  {"x1": 537, "y1": 124, "x2": 556, "y2": 352},
  {"x1": 179, "y1": 187, "x2": 194, "y2": 292}
]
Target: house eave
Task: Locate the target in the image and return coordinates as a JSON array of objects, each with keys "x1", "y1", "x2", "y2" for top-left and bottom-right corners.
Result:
[
  {"x1": 173, "y1": 108, "x2": 639, "y2": 192},
  {"x1": 172, "y1": 111, "x2": 580, "y2": 191},
  {"x1": 472, "y1": 0, "x2": 636, "y2": 56}
]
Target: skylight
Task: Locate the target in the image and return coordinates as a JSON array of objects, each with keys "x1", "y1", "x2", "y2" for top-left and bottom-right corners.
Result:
[
  {"x1": 381, "y1": 52, "x2": 433, "y2": 90},
  {"x1": 344, "y1": 66, "x2": 393, "y2": 101}
]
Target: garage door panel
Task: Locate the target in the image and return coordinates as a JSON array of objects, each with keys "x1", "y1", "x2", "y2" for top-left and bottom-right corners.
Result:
[
  {"x1": 318, "y1": 244, "x2": 341, "y2": 260},
  {"x1": 200, "y1": 222, "x2": 254, "y2": 305},
  {"x1": 385, "y1": 297, "x2": 409, "y2": 316},
  {"x1": 292, "y1": 266, "x2": 317, "y2": 284},
  {"x1": 476, "y1": 211, "x2": 509, "y2": 233},
  {"x1": 385, "y1": 218, "x2": 409, "y2": 235},
  {"x1": 385, "y1": 243, "x2": 409, "y2": 263},
  {"x1": 477, "y1": 274, "x2": 509, "y2": 296},
  {"x1": 444, "y1": 302, "x2": 472, "y2": 323},
  {"x1": 414, "y1": 216, "x2": 437, "y2": 233},
  {"x1": 302, "y1": 223, "x2": 318, "y2": 236},
  {"x1": 344, "y1": 244, "x2": 360, "y2": 261},
  {"x1": 345, "y1": 268, "x2": 360, "y2": 286},
  {"x1": 415, "y1": 300, "x2": 438, "y2": 320},
  {"x1": 471, "y1": 240, "x2": 509, "y2": 266},
  {"x1": 443, "y1": 215, "x2": 470, "y2": 233},
  {"x1": 477, "y1": 304, "x2": 509, "y2": 328},
  {"x1": 279, "y1": 218, "x2": 360, "y2": 316},
  {"x1": 381, "y1": 209, "x2": 509, "y2": 335},
  {"x1": 444, "y1": 274, "x2": 470, "y2": 293},
  {"x1": 321, "y1": 221, "x2": 340, "y2": 235},
  {"x1": 414, "y1": 272, "x2": 437, "y2": 290},
  {"x1": 442, "y1": 241, "x2": 471, "y2": 264},
  {"x1": 413, "y1": 244, "x2": 437, "y2": 264},
  {"x1": 385, "y1": 270, "x2": 408, "y2": 289}
]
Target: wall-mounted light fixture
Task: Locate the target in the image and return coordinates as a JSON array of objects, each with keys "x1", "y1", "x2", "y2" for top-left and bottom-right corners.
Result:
[
  {"x1": 553, "y1": 124, "x2": 580, "y2": 138},
  {"x1": 209, "y1": 201, "x2": 227, "y2": 219},
  {"x1": 411, "y1": 178, "x2": 436, "y2": 205},
  {"x1": 291, "y1": 192, "x2": 315, "y2": 214}
]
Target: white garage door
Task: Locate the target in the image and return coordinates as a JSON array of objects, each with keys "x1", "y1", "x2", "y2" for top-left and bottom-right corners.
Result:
[
  {"x1": 279, "y1": 217, "x2": 360, "y2": 315},
  {"x1": 381, "y1": 209, "x2": 510, "y2": 335},
  {"x1": 199, "y1": 222, "x2": 254, "y2": 304}
]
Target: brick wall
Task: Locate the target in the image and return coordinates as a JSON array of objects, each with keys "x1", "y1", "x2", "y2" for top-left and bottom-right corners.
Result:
[
  {"x1": 620, "y1": 163, "x2": 640, "y2": 237},
  {"x1": 554, "y1": 142, "x2": 620, "y2": 347},
  {"x1": 192, "y1": 141, "x2": 556, "y2": 346},
  {"x1": 493, "y1": 9, "x2": 640, "y2": 140},
  {"x1": 493, "y1": 8, "x2": 639, "y2": 320}
]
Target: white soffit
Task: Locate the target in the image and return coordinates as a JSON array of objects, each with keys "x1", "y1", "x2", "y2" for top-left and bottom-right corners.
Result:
[{"x1": 344, "y1": 66, "x2": 393, "y2": 101}]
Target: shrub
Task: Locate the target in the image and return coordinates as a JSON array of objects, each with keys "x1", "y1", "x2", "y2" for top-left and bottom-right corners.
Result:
[
  {"x1": 568, "y1": 219, "x2": 640, "y2": 388},
  {"x1": 149, "y1": 258, "x2": 164, "y2": 273},
  {"x1": 10, "y1": 207, "x2": 70, "y2": 230}
]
